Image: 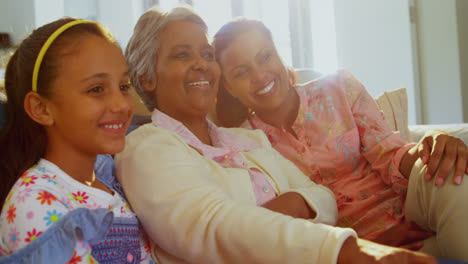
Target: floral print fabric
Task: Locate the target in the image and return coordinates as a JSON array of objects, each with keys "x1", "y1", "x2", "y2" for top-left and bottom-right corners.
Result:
[
  {"x1": 248, "y1": 70, "x2": 415, "y2": 240},
  {"x1": 0, "y1": 159, "x2": 152, "y2": 263}
]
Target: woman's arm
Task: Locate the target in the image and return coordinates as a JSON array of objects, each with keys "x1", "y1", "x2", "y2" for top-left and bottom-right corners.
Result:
[
  {"x1": 262, "y1": 191, "x2": 316, "y2": 219},
  {"x1": 339, "y1": 70, "x2": 412, "y2": 194}
]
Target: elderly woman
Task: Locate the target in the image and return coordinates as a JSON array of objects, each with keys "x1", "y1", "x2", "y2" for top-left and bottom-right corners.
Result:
[{"x1": 116, "y1": 6, "x2": 436, "y2": 264}]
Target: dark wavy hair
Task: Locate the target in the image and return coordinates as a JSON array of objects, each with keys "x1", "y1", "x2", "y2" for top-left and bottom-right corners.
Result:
[
  {"x1": 213, "y1": 18, "x2": 296, "y2": 127},
  {"x1": 0, "y1": 18, "x2": 115, "y2": 204}
]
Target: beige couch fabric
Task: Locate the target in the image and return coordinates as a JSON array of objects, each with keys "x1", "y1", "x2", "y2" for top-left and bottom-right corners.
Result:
[{"x1": 374, "y1": 88, "x2": 412, "y2": 142}]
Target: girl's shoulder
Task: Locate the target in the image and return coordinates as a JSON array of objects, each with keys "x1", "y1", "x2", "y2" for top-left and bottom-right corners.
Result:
[
  {"x1": 5, "y1": 160, "x2": 66, "y2": 198},
  {"x1": 3, "y1": 159, "x2": 118, "y2": 214}
]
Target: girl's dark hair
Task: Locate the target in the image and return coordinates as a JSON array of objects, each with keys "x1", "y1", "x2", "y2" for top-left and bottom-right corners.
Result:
[
  {"x1": 0, "y1": 18, "x2": 115, "y2": 204},
  {"x1": 213, "y1": 18, "x2": 296, "y2": 127}
]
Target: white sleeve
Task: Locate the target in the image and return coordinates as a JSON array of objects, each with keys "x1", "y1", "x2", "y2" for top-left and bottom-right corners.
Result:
[{"x1": 116, "y1": 126, "x2": 356, "y2": 264}]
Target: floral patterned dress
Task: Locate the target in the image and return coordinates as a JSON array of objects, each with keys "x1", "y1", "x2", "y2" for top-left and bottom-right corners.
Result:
[
  {"x1": 248, "y1": 70, "x2": 415, "y2": 240},
  {"x1": 0, "y1": 159, "x2": 152, "y2": 263}
]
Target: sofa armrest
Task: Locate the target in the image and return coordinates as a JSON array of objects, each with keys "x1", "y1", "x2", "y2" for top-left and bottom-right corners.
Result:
[{"x1": 409, "y1": 124, "x2": 468, "y2": 145}]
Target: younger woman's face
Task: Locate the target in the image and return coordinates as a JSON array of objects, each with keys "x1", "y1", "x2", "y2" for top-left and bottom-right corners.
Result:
[
  {"x1": 46, "y1": 34, "x2": 134, "y2": 157},
  {"x1": 218, "y1": 29, "x2": 290, "y2": 114}
]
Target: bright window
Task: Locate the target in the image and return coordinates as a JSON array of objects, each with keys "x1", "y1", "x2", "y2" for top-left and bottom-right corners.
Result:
[
  {"x1": 155, "y1": 0, "x2": 337, "y2": 71},
  {"x1": 4, "y1": 0, "x2": 339, "y2": 74}
]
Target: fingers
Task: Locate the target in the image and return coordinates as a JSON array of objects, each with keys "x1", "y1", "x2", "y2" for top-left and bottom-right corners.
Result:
[
  {"x1": 401, "y1": 222, "x2": 434, "y2": 247},
  {"x1": 399, "y1": 241, "x2": 423, "y2": 251},
  {"x1": 373, "y1": 221, "x2": 433, "y2": 248},
  {"x1": 417, "y1": 138, "x2": 431, "y2": 165},
  {"x1": 403, "y1": 230, "x2": 434, "y2": 245},
  {"x1": 454, "y1": 149, "x2": 467, "y2": 185},
  {"x1": 423, "y1": 135, "x2": 446, "y2": 181},
  {"x1": 422, "y1": 134, "x2": 468, "y2": 186},
  {"x1": 431, "y1": 141, "x2": 456, "y2": 186}
]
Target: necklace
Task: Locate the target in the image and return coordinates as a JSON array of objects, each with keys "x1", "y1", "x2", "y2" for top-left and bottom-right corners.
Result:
[{"x1": 84, "y1": 172, "x2": 96, "y2": 187}]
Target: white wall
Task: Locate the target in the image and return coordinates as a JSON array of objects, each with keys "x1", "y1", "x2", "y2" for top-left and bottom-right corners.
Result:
[
  {"x1": 64, "y1": 0, "x2": 97, "y2": 20},
  {"x1": 96, "y1": 0, "x2": 141, "y2": 49},
  {"x1": 415, "y1": 0, "x2": 464, "y2": 124},
  {"x1": 34, "y1": 0, "x2": 64, "y2": 28},
  {"x1": 0, "y1": 0, "x2": 142, "y2": 49},
  {"x1": 333, "y1": 0, "x2": 420, "y2": 125},
  {"x1": 456, "y1": 0, "x2": 468, "y2": 123},
  {"x1": 0, "y1": 0, "x2": 36, "y2": 44}
]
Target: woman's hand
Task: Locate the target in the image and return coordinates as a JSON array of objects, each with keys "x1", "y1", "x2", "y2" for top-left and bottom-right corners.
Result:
[
  {"x1": 414, "y1": 130, "x2": 468, "y2": 185},
  {"x1": 337, "y1": 237, "x2": 437, "y2": 264},
  {"x1": 373, "y1": 221, "x2": 434, "y2": 250},
  {"x1": 262, "y1": 192, "x2": 316, "y2": 219}
]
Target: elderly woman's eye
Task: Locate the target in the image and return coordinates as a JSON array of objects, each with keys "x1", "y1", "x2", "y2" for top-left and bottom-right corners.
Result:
[
  {"x1": 203, "y1": 51, "x2": 214, "y2": 60},
  {"x1": 88, "y1": 86, "x2": 104, "y2": 94},
  {"x1": 174, "y1": 52, "x2": 189, "y2": 59}
]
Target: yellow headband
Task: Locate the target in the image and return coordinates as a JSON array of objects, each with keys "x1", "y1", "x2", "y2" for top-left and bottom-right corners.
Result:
[{"x1": 32, "y1": 20, "x2": 94, "y2": 92}]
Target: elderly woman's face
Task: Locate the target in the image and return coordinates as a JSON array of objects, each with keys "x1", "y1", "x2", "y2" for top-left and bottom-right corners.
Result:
[{"x1": 153, "y1": 20, "x2": 220, "y2": 121}]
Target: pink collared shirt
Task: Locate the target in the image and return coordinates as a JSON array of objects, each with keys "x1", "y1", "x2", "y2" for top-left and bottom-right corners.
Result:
[
  {"x1": 248, "y1": 70, "x2": 415, "y2": 240},
  {"x1": 152, "y1": 109, "x2": 277, "y2": 205}
]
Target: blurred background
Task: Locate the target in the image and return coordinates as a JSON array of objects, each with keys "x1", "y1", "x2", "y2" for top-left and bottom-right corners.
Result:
[{"x1": 0, "y1": 0, "x2": 466, "y2": 125}]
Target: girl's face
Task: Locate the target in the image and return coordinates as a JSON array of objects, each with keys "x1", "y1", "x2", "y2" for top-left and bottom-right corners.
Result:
[
  {"x1": 151, "y1": 20, "x2": 220, "y2": 122},
  {"x1": 218, "y1": 30, "x2": 290, "y2": 114},
  {"x1": 46, "y1": 34, "x2": 134, "y2": 157}
]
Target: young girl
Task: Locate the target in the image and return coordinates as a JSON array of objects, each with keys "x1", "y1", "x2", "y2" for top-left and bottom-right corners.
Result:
[
  {"x1": 0, "y1": 18, "x2": 152, "y2": 263},
  {"x1": 213, "y1": 18, "x2": 468, "y2": 262}
]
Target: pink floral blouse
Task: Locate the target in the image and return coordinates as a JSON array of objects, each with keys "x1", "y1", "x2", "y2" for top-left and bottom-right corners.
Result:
[{"x1": 248, "y1": 70, "x2": 415, "y2": 240}]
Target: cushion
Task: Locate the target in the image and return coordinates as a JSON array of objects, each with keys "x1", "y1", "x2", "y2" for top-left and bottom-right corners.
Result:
[
  {"x1": 374, "y1": 88, "x2": 412, "y2": 142},
  {"x1": 410, "y1": 123, "x2": 468, "y2": 146},
  {"x1": 130, "y1": 88, "x2": 151, "y2": 116}
]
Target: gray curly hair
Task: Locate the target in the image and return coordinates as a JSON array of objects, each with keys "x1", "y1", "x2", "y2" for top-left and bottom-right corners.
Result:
[{"x1": 125, "y1": 6, "x2": 207, "y2": 111}]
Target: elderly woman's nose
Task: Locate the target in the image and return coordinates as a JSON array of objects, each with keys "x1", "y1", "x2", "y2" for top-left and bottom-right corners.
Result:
[{"x1": 192, "y1": 55, "x2": 209, "y2": 71}]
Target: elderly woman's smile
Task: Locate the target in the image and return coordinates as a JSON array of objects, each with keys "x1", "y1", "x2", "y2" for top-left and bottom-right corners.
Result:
[{"x1": 185, "y1": 77, "x2": 216, "y2": 91}]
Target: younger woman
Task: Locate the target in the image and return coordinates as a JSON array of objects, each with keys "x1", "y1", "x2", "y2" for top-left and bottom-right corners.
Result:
[
  {"x1": 214, "y1": 18, "x2": 468, "y2": 261},
  {"x1": 0, "y1": 18, "x2": 152, "y2": 263}
]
